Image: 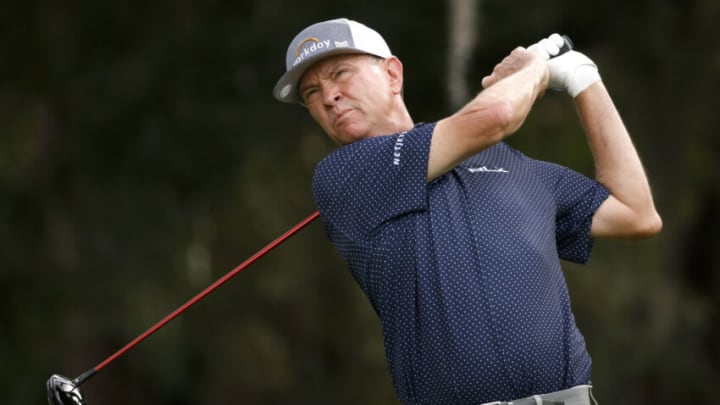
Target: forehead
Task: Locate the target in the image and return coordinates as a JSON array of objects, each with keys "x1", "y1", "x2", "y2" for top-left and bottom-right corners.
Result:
[{"x1": 300, "y1": 53, "x2": 373, "y2": 85}]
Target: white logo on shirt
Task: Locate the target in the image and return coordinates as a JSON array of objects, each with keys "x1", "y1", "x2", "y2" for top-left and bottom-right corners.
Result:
[
  {"x1": 468, "y1": 166, "x2": 509, "y2": 173},
  {"x1": 392, "y1": 131, "x2": 407, "y2": 166}
]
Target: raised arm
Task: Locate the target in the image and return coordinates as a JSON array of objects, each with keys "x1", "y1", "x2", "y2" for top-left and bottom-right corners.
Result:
[
  {"x1": 428, "y1": 47, "x2": 549, "y2": 181},
  {"x1": 538, "y1": 38, "x2": 662, "y2": 239},
  {"x1": 576, "y1": 83, "x2": 663, "y2": 239}
]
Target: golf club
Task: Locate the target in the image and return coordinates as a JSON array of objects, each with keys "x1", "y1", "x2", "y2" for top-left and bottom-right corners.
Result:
[
  {"x1": 47, "y1": 210, "x2": 320, "y2": 405},
  {"x1": 559, "y1": 34, "x2": 573, "y2": 54}
]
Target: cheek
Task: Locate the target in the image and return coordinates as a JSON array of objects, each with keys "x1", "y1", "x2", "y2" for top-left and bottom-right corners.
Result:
[
  {"x1": 359, "y1": 76, "x2": 391, "y2": 106},
  {"x1": 308, "y1": 106, "x2": 329, "y2": 125},
  {"x1": 309, "y1": 107, "x2": 337, "y2": 135}
]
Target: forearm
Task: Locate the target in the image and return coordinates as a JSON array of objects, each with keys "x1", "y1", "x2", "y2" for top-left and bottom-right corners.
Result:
[
  {"x1": 576, "y1": 82, "x2": 662, "y2": 237},
  {"x1": 429, "y1": 49, "x2": 548, "y2": 180},
  {"x1": 471, "y1": 59, "x2": 547, "y2": 136},
  {"x1": 453, "y1": 47, "x2": 550, "y2": 143}
]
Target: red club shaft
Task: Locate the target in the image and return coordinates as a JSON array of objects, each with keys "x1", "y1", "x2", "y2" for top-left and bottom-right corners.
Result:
[{"x1": 75, "y1": 210, "x2": 320, "y2": 386}]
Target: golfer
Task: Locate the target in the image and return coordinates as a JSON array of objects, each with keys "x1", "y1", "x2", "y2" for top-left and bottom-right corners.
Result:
[{"x1": 274, "y1": 18, "x2": 661, "y2": 405}]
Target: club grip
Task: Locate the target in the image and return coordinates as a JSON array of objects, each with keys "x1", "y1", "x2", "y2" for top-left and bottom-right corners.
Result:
[{"x1": 558, "y1": 35, "x2": 573, "y2": 55}]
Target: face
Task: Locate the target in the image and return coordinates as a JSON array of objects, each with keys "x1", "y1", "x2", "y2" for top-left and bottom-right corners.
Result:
[{"x1": 299, "y1": 54, "x2": 403, "y2": 145}]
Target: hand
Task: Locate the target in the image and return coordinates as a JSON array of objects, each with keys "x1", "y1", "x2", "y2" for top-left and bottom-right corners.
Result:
[
  {"x1": 529, "y1": 34, "x2": 601, "y2": 97},
  {"x1": 481, "y1": 47, "x2": 548, "y2": 89},
  {"x1": 527, "y1": 33, "x2": 568, "y2": 60}
]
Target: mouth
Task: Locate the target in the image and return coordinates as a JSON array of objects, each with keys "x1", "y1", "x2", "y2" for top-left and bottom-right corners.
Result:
[{"x1": 333, "y1": 109, "x2": 351, "y2": 125}]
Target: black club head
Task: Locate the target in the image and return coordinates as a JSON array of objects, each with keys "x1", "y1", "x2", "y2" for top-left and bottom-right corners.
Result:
[{"x1": 47, "y1": 374, "x2": 86, "y2": 405}]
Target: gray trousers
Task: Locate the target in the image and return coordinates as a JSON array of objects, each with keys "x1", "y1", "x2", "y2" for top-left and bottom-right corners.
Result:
[{"x1": 480, "y1": 384, "x2": 598, "y2": 405}]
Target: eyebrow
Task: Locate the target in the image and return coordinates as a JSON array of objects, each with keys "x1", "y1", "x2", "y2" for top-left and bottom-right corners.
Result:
[
  {"x1": 298, "y1": 55, "x2": 383, "y2": 99},
  {"x1": 298, "y1": 80, "x2": 316, "y2": 97},
  {"x1": 298, "y1": 60, "x2": 348, "y2": 95}
]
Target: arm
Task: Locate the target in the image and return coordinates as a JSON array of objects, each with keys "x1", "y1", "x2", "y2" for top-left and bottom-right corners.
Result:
[
  {"x1": 575, "y1": 83, "x2": 663, "y2": 239},
  {"x1": 534, "y1": 36, "x2": 662, "y2": 240},
  {"x1": 427, "y1": 48, "x2": 549, "y2": 181}
]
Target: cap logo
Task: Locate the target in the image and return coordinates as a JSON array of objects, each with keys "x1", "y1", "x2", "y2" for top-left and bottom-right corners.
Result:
[
  {"x1": 295, "y1": 37, "x2": 321, "y2": 57},
  {"x1": 292, "y1": 37, "x2": 348, "y2": 67}
]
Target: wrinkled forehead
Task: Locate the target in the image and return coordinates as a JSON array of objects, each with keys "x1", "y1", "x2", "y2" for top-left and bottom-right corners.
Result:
[{"x1": 299, "y1": 53, "x2": 377, "y2": 88}]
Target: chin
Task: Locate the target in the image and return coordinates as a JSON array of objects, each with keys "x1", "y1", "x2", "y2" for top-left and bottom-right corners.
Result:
[{"x1": 334, "y1": 128, "x2": 371, "y2": 145}]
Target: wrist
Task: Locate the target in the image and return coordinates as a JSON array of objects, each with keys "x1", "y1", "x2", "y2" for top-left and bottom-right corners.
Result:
[
  {"x1": 547, "y1": 50, "x2": 601, "y2": 97},
  {"x1": 568, "y1": 64, "x2": 601, "y2": 98},
  {"x1": 529, "y1": 54, "x2": 550, "y2": 95}
]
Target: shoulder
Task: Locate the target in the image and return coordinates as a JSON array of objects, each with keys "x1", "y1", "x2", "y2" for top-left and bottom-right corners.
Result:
[
  {"x1": 312, "y1": 124, "x2": 435, "y2": 224},
  {"x1": 316, "y1": 122, "x2": 437, "y2": 173}
]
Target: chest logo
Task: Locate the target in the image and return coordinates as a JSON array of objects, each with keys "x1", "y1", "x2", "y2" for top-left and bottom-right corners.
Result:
[{"x1": 467, "y1": 166, "x2": 509, "y2": 174}]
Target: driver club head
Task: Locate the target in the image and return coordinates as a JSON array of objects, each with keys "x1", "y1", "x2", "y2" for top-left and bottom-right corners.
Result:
[{"x1": 47, "y1": 374, "x2": 86, "y2": 405}]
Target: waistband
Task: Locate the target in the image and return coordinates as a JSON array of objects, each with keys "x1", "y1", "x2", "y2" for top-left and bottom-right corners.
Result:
[{"x1": 480, "y1": 384, "x2": 597, "y2": 405}]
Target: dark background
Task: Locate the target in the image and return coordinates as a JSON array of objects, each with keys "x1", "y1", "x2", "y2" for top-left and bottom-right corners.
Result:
[{"x1": 2, "y1": 0, "x2": 718, "y2": 404}]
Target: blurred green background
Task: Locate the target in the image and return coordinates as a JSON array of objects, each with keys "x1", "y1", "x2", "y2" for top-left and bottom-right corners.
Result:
[{"x1": 1, "y1": 0, "x2": 718, "y2": 404}]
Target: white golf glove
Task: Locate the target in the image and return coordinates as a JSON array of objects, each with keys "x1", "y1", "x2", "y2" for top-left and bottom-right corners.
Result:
[{"x1": 528, "y1": 33, "x2": 601, "y2": 98}]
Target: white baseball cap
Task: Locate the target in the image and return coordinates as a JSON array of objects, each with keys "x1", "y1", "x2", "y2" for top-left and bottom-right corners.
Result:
[{"x1": 273, "y1": 18, "x2": 392, "y2": 104}]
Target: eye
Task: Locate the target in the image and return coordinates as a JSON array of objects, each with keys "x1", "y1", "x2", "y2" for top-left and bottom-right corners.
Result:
[
  {"x1": 332, "y1": 68, "x2": 351, "y2": 81},
  {"x1": 302, "y1": 87, "x2": 319, "y2": 103}
]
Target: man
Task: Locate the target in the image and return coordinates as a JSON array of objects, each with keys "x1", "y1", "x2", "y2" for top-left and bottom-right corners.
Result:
[{"x1": 273, "y1": 18, "x2": 661, "y2": 405}]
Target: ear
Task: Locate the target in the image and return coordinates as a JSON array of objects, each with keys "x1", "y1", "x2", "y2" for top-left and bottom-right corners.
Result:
[{"x1": 384, "y1": 56, "x2": 404, "y2": 95}]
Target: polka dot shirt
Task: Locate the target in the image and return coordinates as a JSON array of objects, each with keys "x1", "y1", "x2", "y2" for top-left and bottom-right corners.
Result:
[{"x1": 312, "y1": 122, "x2": 610, "y2": 404}]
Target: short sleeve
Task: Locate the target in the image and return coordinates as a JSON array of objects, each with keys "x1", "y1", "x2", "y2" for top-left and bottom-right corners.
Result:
[
  {"x1": 312, "y1": 122, "x2": 435, "y2": 240},
  {"x1": 533, "y1": 160, "x2": 610, "y2": 264}
]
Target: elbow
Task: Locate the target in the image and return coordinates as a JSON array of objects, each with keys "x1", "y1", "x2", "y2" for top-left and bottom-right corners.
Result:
[
  {"x1": 487, "y1": 100, "x2": 519, "y2": 139},
  {"x1": 644, "y1": 211, "x2": 664, "y2": 238},
  {"x1": 593, "y1": 200, "x2": 663, "y2": 240},
  {"x1": 627, "y1": 211, "x2": 663, "y2": 240}
]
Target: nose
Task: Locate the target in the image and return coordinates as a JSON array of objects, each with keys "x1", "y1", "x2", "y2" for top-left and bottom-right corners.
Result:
[{"x1": 321, "y1": 81, "x2": 341, "y2": 107}]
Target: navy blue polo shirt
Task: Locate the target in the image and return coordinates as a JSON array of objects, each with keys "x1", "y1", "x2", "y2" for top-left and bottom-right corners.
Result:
[{"x1": 312, "y1": 122, "x2": 610, "y2": 404}]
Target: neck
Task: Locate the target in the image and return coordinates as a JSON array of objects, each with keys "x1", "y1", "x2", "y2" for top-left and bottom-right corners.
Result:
[{"x1": 381, "y1": 101, "x2": 414, "y2": 135}]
